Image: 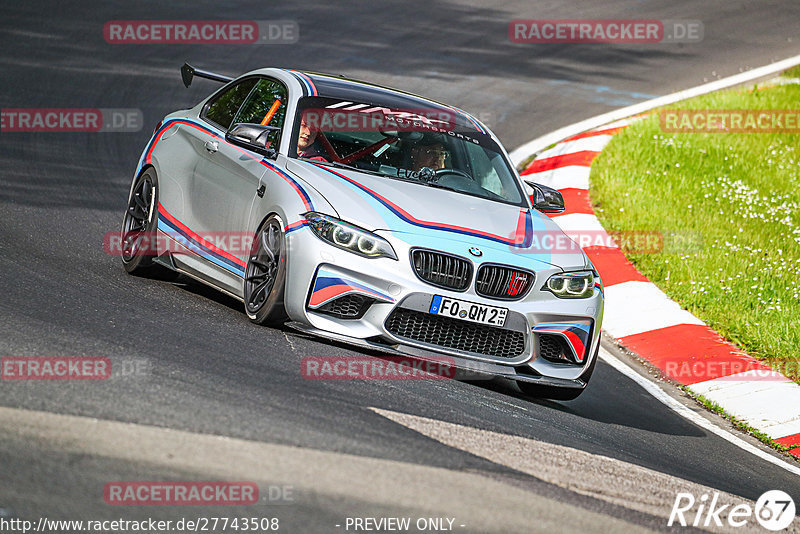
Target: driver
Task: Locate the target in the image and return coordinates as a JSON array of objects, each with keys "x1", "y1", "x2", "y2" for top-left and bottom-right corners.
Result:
[{"x1": 409, "y1": 140, "x2": 449, "y2": 171}]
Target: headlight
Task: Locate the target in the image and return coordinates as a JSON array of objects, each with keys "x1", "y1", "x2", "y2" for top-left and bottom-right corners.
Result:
[
  {"x1": 546, "y1": 271, "x2": 595, "y2": 298},
  {"x1": 303, "y1": 212, "x2": 397, "y2": 260}
]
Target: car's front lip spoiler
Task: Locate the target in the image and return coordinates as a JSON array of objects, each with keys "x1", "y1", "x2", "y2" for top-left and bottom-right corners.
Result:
[{"x1": 285, "y1": 321, "x2": 588, "y2": 389}]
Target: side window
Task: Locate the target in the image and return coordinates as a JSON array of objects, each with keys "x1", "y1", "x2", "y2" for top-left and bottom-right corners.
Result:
[
  {"x1": 232, "y1": 78, "x2": 288, "y2": 148},
  {"x1": 203, "y1": 78, "x2": 258, "y2": 130}
]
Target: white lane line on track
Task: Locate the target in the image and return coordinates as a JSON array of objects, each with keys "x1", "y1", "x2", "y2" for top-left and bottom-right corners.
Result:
[
  {"x1": 371, "y1": 407, "x2": 771, "y2": 533},
  {"x1": 598, "y1": 347, "x2": 800, "y2": 477},
  {"x1": 509, "y1": 53, "x2": 800, "y2": 166}
]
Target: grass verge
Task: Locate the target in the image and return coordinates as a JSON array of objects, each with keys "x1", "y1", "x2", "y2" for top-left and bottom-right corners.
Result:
[{"x1": 590, "y1": 71, "x2": 800, "y2": 382}]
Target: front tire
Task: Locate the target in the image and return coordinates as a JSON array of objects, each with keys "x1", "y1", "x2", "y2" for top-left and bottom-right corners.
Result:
[
  {"x1": 121, "y1": 168, "x2": 160, "y2": 275},
  {"x1": 244, "y1": 214, "x2": 288, "y2": 325}
]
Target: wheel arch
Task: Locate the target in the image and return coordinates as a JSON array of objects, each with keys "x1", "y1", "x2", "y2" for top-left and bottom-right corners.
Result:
[
  {"x1": 245, "y1": 165, "x2": 336, "y2": 238},
  {"x1": 126, "y1": 163, "x2": 157, "y2": 201}
]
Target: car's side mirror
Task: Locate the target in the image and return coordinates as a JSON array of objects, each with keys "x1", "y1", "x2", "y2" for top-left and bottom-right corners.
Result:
[
  {"x1": 526, "y1": 181, "x2": 565, "y2": 214},
  {"x1": 226, "y1": 123, "x2": 280, "y2": 159}
]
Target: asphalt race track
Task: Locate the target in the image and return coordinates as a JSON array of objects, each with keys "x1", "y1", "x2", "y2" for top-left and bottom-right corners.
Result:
[{"x1": 1, "y1": 1, "x2": 799, "y2": 532}]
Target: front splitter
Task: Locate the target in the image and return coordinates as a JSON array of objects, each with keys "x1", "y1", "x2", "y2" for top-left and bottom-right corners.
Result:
[{"x1": 286, "y1": 321, "x2": 587, "y2": 389}]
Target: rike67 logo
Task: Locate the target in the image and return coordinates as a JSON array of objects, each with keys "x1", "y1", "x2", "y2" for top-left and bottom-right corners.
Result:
[{"x1": 669, "y1": 490, "x2": 795, "y2": 531}]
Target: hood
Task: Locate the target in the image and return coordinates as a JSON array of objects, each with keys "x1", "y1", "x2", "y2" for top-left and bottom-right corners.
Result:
[{"x1": 286, "y1": 159, "x2": 588, "y2": 270}]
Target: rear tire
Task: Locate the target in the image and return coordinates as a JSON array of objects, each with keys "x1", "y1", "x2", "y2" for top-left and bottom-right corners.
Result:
[
  {"x1": 121, "y1": 168, "x2": 161, "y2": 276},
  {"x1": 517, "y1": 342, "x2": 599, "y2": 401},
  {"x1": 244, "y1": 214, "x2": 288, "y2": 325}
]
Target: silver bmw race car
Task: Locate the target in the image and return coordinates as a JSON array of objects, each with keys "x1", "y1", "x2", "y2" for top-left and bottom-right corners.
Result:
[{"x1": 121, "y1": 63, "x2": 604, "y2": 400}]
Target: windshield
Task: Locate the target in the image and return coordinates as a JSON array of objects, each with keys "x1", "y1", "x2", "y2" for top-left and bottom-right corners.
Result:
[{"x1": 289, "y1": 96, "x2": 526, "y2": 206}]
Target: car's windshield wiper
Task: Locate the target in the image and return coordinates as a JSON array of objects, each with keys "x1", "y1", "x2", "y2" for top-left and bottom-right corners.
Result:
[{"x1": 420, "y1": 181, "x2": 461, "y2": 193}]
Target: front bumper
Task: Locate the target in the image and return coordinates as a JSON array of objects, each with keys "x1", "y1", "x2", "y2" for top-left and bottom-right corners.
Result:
[{"x1": 284, "y1": 226, "x2": 604, "y2": 383}]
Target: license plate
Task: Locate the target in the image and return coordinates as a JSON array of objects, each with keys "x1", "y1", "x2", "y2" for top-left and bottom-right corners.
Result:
[{"x1": 428, "y1": 295, "x2": 508, "y2": 327}]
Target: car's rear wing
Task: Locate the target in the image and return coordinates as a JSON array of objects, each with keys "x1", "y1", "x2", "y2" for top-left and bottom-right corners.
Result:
[{"x1": 181, "y1": 63, "x2": 234, "y2": 88}]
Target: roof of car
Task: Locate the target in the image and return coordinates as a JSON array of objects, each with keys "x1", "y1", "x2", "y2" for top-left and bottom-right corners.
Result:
[{"x1": 285, "y1": 70, "x2": 488, "y2": 134}]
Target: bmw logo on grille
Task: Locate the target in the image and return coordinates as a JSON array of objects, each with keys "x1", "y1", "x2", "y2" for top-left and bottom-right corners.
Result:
[{"x1": 468, "y1": 247, "x2": 482, "y2": 257}]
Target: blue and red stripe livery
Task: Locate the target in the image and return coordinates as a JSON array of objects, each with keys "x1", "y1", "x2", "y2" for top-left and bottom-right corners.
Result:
[{"x1": 308, "y1": 269, "x2": 394, "y2": 308}]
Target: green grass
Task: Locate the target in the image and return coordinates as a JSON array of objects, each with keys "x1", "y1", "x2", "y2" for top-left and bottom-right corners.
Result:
[{"x1": 590, "y1": 71, "x2": 800, "y2": 380}]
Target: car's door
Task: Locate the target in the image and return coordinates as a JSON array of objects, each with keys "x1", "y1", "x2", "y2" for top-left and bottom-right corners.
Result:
[
  {"x1": 189, "y1": 77, "x2": 262, "y2": 237},
  {"x1": 183, "y1": 77, "x2": 288, "y2": 286}
]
